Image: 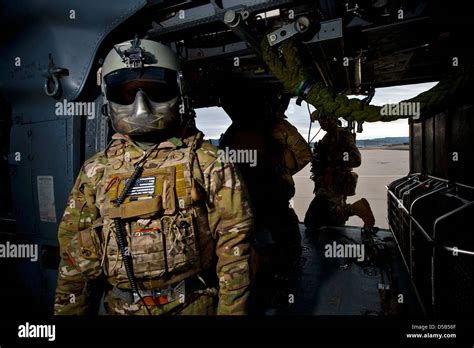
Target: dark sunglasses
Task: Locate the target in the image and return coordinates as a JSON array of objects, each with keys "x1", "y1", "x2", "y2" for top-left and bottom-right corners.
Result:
[{"x1": 104, "y1": 67, "x2": 179, "y2": 105}]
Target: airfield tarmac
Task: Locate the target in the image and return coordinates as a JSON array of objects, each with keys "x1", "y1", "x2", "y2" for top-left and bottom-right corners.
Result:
[{"x1": 292, "y1": 148, "x2": 409, "y2": 229}]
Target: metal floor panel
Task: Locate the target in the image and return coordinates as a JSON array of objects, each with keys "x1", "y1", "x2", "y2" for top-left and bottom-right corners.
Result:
[{"x1": 268, "y1": 224, "x2": 422, "y2": 315}]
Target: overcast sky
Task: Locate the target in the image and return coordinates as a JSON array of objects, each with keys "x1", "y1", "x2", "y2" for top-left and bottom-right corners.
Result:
[{"x1": 195, "y1": 82, "x2": 437, "y2": 141}]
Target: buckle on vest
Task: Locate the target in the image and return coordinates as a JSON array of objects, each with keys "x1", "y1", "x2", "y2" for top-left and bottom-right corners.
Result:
[
  {"x1": 132, "y1": 280, "x2": 186, "y2": 306},
  {"x1": 134, "y1": 292, "x2": 170, "y2": 306}
]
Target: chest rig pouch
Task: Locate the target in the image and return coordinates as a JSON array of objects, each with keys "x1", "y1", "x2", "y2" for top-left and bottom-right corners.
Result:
[{"x1": 99, "y1": 143, "x2": 212, "y2": 287}]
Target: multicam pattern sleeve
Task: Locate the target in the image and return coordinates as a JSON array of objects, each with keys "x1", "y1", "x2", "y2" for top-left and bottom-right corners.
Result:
[
  {"x1": 54, "y1": 153, "x2": 106, "y2": 315},
  {"x1": 195, "y1": 142, "x2": 254, "y2": 315},
  {"x1": 323, "y1": 129, "x2": 361, "y2": 169}
]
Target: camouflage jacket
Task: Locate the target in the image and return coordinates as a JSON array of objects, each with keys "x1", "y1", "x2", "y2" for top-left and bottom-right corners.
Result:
[
  {"x1": 54, "y1": 132, "x2": 253, "y2": 315},
  {"x1": 318, "y1": 127, "x2": 361, "y2": 168},
  {"x1": 312, "y1": 127, "x2": 361, "y2": 195},
  {"x1": 272, "y1": 118, "x2": 312, "y2": 176}
]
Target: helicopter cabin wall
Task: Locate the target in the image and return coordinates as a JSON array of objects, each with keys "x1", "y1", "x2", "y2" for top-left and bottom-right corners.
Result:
[
  {"x1": 388, "y1": 103, "x2": 474, "y2": 316},
  {"x1": 410, "y1": 104, "x2": 474, "y2": 186}
]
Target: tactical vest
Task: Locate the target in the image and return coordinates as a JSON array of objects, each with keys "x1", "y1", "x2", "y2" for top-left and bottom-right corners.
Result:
[
  {"x1": 73, "y1": 136, "x2": 215, "y2": 289},
  {"x1": 318, "y1": 129, "x2": 358, "y2": 197}
]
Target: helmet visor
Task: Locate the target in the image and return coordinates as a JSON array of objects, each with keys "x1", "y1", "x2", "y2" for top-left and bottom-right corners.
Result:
[{"x1": 104, "y1": 67, "x2": 179, "y2": 105}]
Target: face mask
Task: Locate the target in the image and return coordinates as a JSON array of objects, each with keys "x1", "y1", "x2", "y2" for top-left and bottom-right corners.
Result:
[
  {"x1": 104, "y1": 67, "x2": 181, "y2": 135},
  {"x1": 108, "y1": 90, "x2": 179, "y2": 135}
]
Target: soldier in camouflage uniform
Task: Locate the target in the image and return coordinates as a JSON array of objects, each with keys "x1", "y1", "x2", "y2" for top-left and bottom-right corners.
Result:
[
  {"x1": 259, "y1": 37, "x2": 375, "y2": 230},
  {"x1": 304, "y1": 111, "x2": 375, "y2": 229},
  {"x1": 54, "y1": 38, "x2": 253, "y2": 315},
  {"x1": 219, "y1": 91, "x2": 311, "y2": 254},
  {"x1": 219, "y1": 89, "x2": 311, "y2": 311}
]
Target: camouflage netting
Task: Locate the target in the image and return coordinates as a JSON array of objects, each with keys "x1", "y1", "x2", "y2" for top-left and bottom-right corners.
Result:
[{"x1": 261, "y1": 38, "x2": 474, "y2": 122}]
